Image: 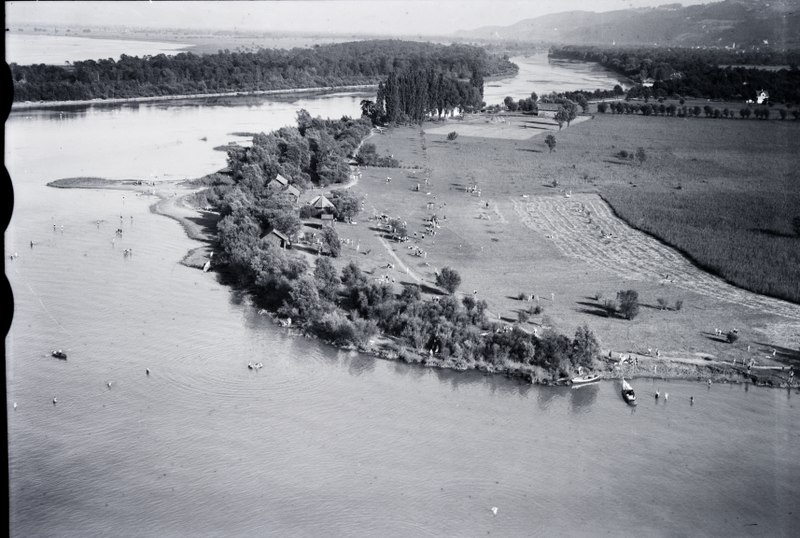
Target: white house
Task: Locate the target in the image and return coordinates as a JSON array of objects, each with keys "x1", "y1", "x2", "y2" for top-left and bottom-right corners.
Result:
[{"x1": 756, "y1": 90, "x2": 769, "y2": 104}]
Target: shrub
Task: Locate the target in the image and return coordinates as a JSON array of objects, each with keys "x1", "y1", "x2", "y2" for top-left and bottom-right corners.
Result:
[
  {"x1": 602, "y1": 299, "x2": 617, "y2": 317},
  {"x1": 571, "y1": 323, "x2": 600, "y2": 368},
  {"x1": 518, "y1": 309, "x2": 530, "y2": 324},
  {"x1": 616, "y1": 289, "x2": 639, "y2": 320},
  {"x1": 299, "y1": 205, "x2": 315, "y2": 219},
  {"x1": 617, "y1": 149, "x2": 629, "y2": 159},
  {"x1": 726, "y1": 331, "x2": 739, "y2": 343},
  {"x1": 447, "y1": 131, "x2": 458, "y2": 140},
  {"x1": 518, "y1": 292, "x2": 527, "y2": 301},
  {"x1": 674, "y1": 299, "x2": 683, "y2": 311},
  {"x1": 533, "y1": 305, "x2": 543, "y2": 315},
  {"x1": 657, "y1": 297, "x2": 668, "y2": 310},
  {"x1": 595, "y1": 291, "x2": 603, "y2": 302},
  {"x1": 635, "y1": 147, "x2": 647, "y2": 165},
  {"x1": 545, "y1": 134, "x2": 557, "y2": 153},
  {"x1": 322, "y1": 226, "x2": 341, "y2": 257},
  {"x1": 436, "y1": 267, "x2": 462, "y2": 294}
]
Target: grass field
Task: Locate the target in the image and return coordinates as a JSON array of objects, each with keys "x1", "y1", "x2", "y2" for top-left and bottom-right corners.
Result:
[{"x1": 301, "y1": 113, "x2": 800, "y2": 378}]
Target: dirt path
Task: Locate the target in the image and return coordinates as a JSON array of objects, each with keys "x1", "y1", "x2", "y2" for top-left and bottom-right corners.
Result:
[{"x1": 512, "y1": 193, "x2": 800, "y2": 321}]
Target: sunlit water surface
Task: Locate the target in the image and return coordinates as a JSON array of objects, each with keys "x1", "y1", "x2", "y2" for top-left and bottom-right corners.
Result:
[{"x1": 5, "y1": 42, "x2": 798, "y2": 538}]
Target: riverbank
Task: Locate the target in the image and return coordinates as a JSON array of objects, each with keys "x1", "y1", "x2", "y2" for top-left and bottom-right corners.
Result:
[{"x1": 13, "y1": 84, "x2": 378, "y2": 111}]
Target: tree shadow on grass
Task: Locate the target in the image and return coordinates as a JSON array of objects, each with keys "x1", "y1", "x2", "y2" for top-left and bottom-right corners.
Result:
[
  {"x1": 749, "y1": 228, "x2": 797, "y2": 239},
  {"x1": 515, "y1": 148, "x2": 543, "y2": 153},
  {"x1": 577, "y1": 307, "x2": 613, "y2": 318},
  {"x1": 400, "y1": 281, "x2": 444, "y2": 296},
  {"x1": 702, "y1": 332, "x2": 729, "y2": 343},
  {"x1": 753, "y1": 342, "x2": 800, "y2": 362}
]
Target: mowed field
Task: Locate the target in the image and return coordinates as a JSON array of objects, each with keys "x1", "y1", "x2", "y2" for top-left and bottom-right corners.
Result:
[{"x1": 299, "y1": 113, "x2": 799, "y2": 376}]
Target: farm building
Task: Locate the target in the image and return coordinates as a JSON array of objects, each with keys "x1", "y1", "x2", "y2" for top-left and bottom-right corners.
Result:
[
  {"x1": 260, "y1": 228, "x2": 292, "y2": 249},
  {"x1": 756, "y1": 90, "x2": 769, "y2": 104},
  {"x1": 268, "y1": 174, "x2": 290, "y2": 189},
  {"x1": 537, "y1": 103, "x2": 560, "y2": 118}
]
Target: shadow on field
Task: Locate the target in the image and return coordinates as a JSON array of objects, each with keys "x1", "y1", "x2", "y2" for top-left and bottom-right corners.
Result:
[
  {"x1": 516, "y1": 148, "x2": 543, "y2": 153},
  {"x1": 750, "y1": 227, "x2": 797, "y2": 238},
  {"x1": 575, "y1": 300, "x2": 612, "y2": 318},
  {"x1": 702, "y1": 332, "x2": 729, "y2": 343},
  {"x1": 400, "y1": 281, "x2": 444, "y2": 296},
  {"x1": 754, "y1": 342, "x2": 800, "y2": 361},
  {"x1": 603, "y1": 159, "x2": 633, "y2": 166}
]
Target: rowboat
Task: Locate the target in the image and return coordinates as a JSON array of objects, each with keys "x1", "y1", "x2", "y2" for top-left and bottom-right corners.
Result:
[
  {"x1": 51, "y1": 350, "x2": 67, "y2": 360},
  {"x1": 621, "y1": 378, "x2": 636, "y2": 404},
  {"x1": 571, "y1": 373, "x2": 601, "y2": 385}
]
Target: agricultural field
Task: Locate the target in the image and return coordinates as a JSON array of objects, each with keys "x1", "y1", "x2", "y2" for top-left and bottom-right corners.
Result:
[{"x1": 314, "y1": 112, "x2": 800, "y2": 373}]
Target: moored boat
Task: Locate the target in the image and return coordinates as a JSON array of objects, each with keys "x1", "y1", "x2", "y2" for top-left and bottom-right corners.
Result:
[
  {"x1": 51, "y1": 350, "x2": 67, "y2": 360},
  {"x1": 621, "y1": 378, "x2": 636, "y2": 404},
  {"x1": 571, "y1": 373, "x2": 601, "y2": 385}
]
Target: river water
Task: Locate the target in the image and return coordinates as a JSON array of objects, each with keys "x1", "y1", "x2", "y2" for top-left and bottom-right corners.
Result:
[{"x1": 5, "y1": 43, "x2": 799, "y2": 537}]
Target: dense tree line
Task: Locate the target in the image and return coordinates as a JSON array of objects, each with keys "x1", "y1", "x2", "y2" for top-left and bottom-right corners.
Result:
[
  {"x1": 11, "y1": 40, "x2": 517, "y2": 102},
  {"x1": 550, "y1": 46, "x2": 800, "y2": 104},
  {"x1": 597, "y1": 100, "x2": 797, "y2": 120},
  {"x1": 361, "y1": 60, "x2": 488, "y2": 124}
]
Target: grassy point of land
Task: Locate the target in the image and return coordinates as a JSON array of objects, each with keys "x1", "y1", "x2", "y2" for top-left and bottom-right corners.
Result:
[{"x1": 312, "y1": 113, "x2": 800, "y2": 386}]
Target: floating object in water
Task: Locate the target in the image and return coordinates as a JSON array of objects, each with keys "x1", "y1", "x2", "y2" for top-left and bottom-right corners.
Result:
[
  {"x1": 621, "y1": 378, "x2": 636, "y2": 405},
  {"x1": 690, "y1": 396, "x2": 694, "y2": 404},
  {"x1": 247, "y1": 362, "x2": 254, "y2": 370},
  {"x1": 51, "y1": 350, "x2": 67, "y2": 360},
  {"x1": 52, "y1": 397, "x2": 57, "y2": 405},
  {"x1": 655, "y1": 391, "x2": 659, "y2": 399},
  {"x1": 146, "y1": 368, "x2": 150, "y2": 376},
  {"x1": 13, "y1": 402, "x2": 17, "y2": 410},
  {"x1": 664, "y1": 393, "x2": 668, "y2": 401},
  {"x1": 491, "y1": 507, "x2": 498, "y2": 516},
  {"x1": 107, "y1": 381, "x2": 112, "y2": 389}
]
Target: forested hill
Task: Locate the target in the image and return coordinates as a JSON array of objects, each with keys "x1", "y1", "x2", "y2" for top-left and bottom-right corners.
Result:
[
  {"x1": 456, "y1": 0, "x2": 800, "y2": 49},
  {"x1": 10, "y1": 40, "x2": 517, "y2": 102}
]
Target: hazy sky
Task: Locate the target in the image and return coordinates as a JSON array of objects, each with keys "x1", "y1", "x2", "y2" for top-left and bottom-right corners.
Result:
[{"x1": 7, "y1": 1, "x2": 714, "y2": 36}]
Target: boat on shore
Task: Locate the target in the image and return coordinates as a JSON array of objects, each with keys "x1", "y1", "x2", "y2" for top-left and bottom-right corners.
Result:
[
  {"x1": 571, "y1": 373, "x2": 601, "y2": 385},
  {"x1": 51, "y1": 350, "x2": 67, "y2": 360},
  {"x1": 621, "y1": 378, "x2": 636, "y2": 404}
]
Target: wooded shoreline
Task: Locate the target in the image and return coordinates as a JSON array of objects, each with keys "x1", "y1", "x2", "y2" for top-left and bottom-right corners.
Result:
[{"x1": 13, "y1": 84, "x2": 378, "y2": 111}]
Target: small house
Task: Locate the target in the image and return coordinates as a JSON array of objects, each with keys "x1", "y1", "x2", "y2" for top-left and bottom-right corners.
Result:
[
  {"x1": 537, "y1": 103, "x2": 560, "y2": 118},
  {"x1": 268, "y1": 174, "x2": 290, "y2": 189},
  {"x1": 261, "y1": 228, "x2": 292, "y2": 249},
  {"x1": 756, "y1": 90, "x2": 769, "y2": 104},
  {"x1": 320, "y1": 213, "x2": 335, "y2": 226},
  {"x1": 286, "y1": 185, "x2": 301, "y2": 200},
  {"x1": 642, "y1": 78, "x2": 655, "y2": 88}
]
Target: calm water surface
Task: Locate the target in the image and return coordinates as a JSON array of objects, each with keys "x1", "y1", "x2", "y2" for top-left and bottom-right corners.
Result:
[
  {"x1": 5, "y1": 44, "x2": 799, "y2": 538},
  {"x1": 5, "y1": 33, "x2": 192, "y2": 65}
]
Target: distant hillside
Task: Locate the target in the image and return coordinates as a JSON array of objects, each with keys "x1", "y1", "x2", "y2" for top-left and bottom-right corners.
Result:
[{"x1": 456, "y1": 1, "x2": 800, "y2": 48}]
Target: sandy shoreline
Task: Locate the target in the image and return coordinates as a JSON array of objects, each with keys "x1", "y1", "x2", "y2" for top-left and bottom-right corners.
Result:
[
  {"x1": 12, "y1": 84, "x2": 378, "y2": 111},
  {"x1": 48, "y1": 175, "x2": 797, "y2": 389}
]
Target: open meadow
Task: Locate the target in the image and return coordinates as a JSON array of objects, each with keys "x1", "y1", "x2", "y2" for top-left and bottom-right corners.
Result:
[{"x1": 300, "y1": 112, "x2": 800, "y2": 382}]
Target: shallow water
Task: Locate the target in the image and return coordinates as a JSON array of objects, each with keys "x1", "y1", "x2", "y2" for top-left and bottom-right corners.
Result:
[{"x1": 5, "y1": 44, "x2": 799, "y2": 537}]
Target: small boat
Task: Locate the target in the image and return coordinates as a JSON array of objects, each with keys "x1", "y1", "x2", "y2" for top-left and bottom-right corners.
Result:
[
  {"x1": 51, "y1": 350, "x2": 67, "y2": 360},
  {"x1": 621, "y1": 378, "x2": 636, "y2": 404},
  {"x1": 571, "y1": 373, "x2": 601, "y2": 385},
  {"x1": 247, "y1": 362, "x2": 254, "y2": 370}
]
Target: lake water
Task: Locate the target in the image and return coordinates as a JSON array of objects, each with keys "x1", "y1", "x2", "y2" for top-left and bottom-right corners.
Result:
[
  {"x1": 5, "y1": 33, "x2": 192, "y2": 65},
  {"x1": 5, "y1": 40, "x2": 799, "y2": 537}
]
